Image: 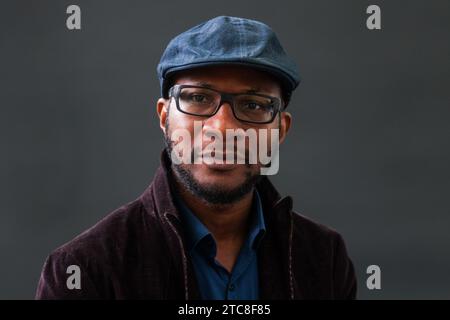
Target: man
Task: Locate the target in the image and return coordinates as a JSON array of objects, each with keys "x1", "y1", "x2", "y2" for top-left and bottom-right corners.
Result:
[{"x1": 36, "y1": 16, "x2": 357, "y2": 300}]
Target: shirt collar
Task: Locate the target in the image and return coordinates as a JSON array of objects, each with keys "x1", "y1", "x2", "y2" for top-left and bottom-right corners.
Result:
[
  {"x1": 173, "y1": 189, "x2": 266, "y2": 254},
  {"x1": 172, "y1": 192, "x2": 211, "y2": 253}
]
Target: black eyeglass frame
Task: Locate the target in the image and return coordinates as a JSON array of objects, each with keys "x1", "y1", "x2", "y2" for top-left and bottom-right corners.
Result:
[{"x1": 168, "y1": 84, "x2": 283, "y2": 124}]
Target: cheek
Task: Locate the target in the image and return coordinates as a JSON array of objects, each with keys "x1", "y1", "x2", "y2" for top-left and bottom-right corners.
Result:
[
  {"x1": 167, "y1": 113, "x2": 197, "y2": 138},
  {"x1": 256, "y1": 125, "x2": 279, "y2": 150}
]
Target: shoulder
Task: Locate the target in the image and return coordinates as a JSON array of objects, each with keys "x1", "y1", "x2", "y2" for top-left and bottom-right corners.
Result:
[
  {"x1": 53, "y1": 198, "x2": 159, "y2": 260},
  {"x1": 290, "y1": 210, "x2": 357, "y2": 299},
  {"x1": 36, "y1": 197, "x2": 166, "y2": 299},
  {"x1": 290, "y1": 210, "x2": 352, "y2": 263},
  {"x1": 291, "y1": 210, "x2": 345, "y2": 245}
]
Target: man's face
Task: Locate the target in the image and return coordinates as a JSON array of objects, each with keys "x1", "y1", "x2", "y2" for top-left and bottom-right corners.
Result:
[{"x1": 157, "y1": 65, "x2": 291, "y2": 205}]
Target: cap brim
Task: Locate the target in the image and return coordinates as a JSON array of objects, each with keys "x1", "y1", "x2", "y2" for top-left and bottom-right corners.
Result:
[{"x1": 162, "y1": 60, "x2": 299, "y2": 98}]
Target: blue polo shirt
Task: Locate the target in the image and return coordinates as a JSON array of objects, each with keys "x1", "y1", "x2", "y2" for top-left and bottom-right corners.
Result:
[{"x1": 173, "y1": 190, "x2": 266, "y2": 300}]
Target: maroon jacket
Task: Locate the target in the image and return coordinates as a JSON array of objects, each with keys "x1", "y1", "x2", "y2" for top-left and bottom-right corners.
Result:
[{"x1": 36, "y1": 151, "x2": 357, "y2": 299}]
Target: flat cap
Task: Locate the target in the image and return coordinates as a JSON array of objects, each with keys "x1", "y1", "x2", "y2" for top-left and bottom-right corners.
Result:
[{"x1": 157, "y1": 16, "x2": 300, "y2": 106}]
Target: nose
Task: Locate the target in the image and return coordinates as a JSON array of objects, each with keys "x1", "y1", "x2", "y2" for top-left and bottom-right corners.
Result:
[{"x1": 203, "y1": 101, "x2": 241, "y2": 133}]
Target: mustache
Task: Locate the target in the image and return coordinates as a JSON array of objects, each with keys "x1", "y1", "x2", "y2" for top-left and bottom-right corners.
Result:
[{"x1": 191, "y1": 146, "x2": 252, "y2": 165}]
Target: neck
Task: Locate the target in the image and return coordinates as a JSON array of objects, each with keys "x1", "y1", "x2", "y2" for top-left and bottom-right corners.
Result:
[{"x1": 171, "y1": 173, "x2": 254, "y2": 243}]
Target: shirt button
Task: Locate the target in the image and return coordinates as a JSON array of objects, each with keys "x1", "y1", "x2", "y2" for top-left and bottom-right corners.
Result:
[{"x1": 228, "y1": 284, "x2": 235, "y2": 291}]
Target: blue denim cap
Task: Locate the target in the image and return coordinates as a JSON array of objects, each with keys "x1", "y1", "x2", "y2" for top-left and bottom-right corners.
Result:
[{"x1": 157, "y1": 16, "x2": 300, "y2": 107}]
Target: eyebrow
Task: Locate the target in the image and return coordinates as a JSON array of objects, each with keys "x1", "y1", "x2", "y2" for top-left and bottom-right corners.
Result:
[{"x1": 193, "y1": 82, "x2": 263, "y2": 94}]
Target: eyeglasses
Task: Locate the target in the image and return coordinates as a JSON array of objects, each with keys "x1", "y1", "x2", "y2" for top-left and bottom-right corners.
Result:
[{"x1": 168, "y1": 84, "x2": 282, "y2": 124}]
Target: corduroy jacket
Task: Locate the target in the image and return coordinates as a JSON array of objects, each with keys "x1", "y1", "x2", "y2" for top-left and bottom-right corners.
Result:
[{"x1": 36, "y1": 151, "x2": 357, "y2": 299}]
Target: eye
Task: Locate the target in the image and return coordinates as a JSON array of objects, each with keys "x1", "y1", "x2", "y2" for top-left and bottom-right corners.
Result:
[
  {"x1": 185, "y1": 92, "x2": 215, "y2": 104},
  {"x1": 191, "y1": 94, "x2": 206, "y2": 102},
  {"x1": 244, "y1": 102, "x2": 262, "y2": 110}
]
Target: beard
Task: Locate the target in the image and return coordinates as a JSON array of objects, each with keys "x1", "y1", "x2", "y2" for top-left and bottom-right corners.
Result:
[{"x1": 164, "y1": 123, "x2": 262, "y2": 206}]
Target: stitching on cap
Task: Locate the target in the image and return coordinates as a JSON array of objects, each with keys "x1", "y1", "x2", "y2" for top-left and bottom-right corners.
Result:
[{"x1": 238, "y1": 18, "x2": 243, "y2": 58}]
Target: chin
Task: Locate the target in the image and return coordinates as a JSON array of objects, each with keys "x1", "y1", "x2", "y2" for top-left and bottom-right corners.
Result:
[{"x1": 195, "y1": 172, "x2": 244, "y2": 190}]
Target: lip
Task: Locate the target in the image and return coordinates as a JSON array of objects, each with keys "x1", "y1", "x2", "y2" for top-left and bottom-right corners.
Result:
[
  {"x1": 203, "y1": 162, "x2": 238, "y2": 172},
  {"x1": 196, "y1": 154, "x2": 239, "y2": 170},
  {"x1": 201, "y1": 151, "x2": 246, "y2": 162}
]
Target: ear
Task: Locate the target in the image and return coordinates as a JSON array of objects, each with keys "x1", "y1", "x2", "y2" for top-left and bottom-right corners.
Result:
[
  {"x1": 279, "y1": 111, "x2": 292, "y2": 144},
  {"x1": 157, "y1": 98, "x2": 170, "y2": 134}
]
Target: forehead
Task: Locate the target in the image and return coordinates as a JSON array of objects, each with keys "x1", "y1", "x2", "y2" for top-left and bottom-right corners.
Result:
[{"x1": 171, "y1": 65, "x2": 282, "y2": 97}]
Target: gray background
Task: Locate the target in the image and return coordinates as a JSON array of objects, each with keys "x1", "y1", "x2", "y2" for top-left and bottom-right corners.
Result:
[{"x1": 1, "y1": 0, "x2": 449, "y2": 299}]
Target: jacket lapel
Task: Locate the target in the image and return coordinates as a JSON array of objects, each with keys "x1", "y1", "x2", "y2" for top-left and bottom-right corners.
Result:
[
  {"x1": 141, "y1": 151, "x2": 202, "y2": 300},
  {"x1": 255, "y1": 178, "x2": 299, "y2": 299}
]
